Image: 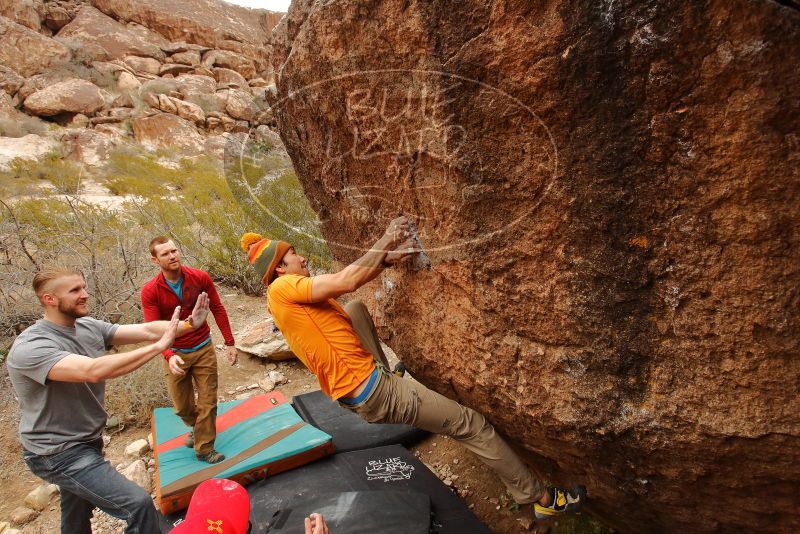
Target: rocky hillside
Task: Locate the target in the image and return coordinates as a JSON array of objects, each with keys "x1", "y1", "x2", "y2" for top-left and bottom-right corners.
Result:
[
  {"x1": 270, "y1": 1, "x2": 800, "y2": 533},
  {"x1": 0, "y1": 0, "x2": 283, "y2": 170}
]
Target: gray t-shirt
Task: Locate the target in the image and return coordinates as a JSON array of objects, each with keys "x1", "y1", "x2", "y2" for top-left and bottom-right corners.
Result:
[{"x1": 7, "y1": 317, "x2": 119, "y2": 455}]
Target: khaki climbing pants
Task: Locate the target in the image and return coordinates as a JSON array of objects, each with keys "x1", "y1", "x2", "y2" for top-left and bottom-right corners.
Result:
[
  {"x1": 342, "y1": 300, "x2": 545, "y2": 504},
  {"x1": 163, "y1": 342, "x2": 218, "y2": 456}
]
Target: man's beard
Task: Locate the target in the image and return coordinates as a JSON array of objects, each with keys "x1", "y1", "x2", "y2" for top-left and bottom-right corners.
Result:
[{"x1": 58, "y1": 299, "x2": 89, "y2": 318}]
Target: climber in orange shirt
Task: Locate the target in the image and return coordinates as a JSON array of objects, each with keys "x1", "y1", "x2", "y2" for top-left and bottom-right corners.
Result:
[{"x1": 241, "y1": 216, "x2": 586, "y2": 520}]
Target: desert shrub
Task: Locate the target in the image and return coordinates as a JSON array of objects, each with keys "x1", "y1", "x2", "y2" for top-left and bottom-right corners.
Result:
[
  {"x1": 0, "y1": 193, "x2": 150, "y2": 334},
  {"x1": 105, "y1": 357, "x2": 171, "y2": 426},
  {"x1": 0, "y1": 150, "x2": 82, "y2": 194}
]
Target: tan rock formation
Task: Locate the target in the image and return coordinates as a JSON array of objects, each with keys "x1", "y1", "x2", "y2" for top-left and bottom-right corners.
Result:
[
  {"x1": 0, "y1": 65, "x2": 24, "y2": 96},
  {"x1": 0, "y1": 0, "x2": 44, "y2": 33},
  {"x1": 56, "y1": 5, "x2": 165, "y2": 61},
  {"x1": 159, "y1": 63, "x2": 193, "y2": 77},
  {"x1": 172, "y1": 97, "x2": 205, "y2": 126},
  {"x1": 0, "y1": 90, "x2": 13, "y2": 114},
  {"x1": 173, "y1": 74, "x2": 216, "y2": 96},
  {"x1": 202, "y1": 49, "x2": 256, "y2": 79},
  {"x1": 170, "y1": 50, "x2": 201, "y2": 67},
  {"x1": 17, "y1": 72, "x2": 67, "y2": 101},
  {"x1": 42, "y1": 3, "x2": 72, "y2": 33},
  {"x1": 0, "y1": 15, "x2": 71, "y2": 77},
  {"x1": 220, "y1": 88, "x2": 258, "y2": 122},
  {"x1": 163, "y1": 42, "x2": 209, "y2": 55},
  {"x1": 270, "y1": 1, "x2": 800, "y2": 533},
  {"x1": 23, "y1": 78, "x2": 106, "y2": 116},
  {"x1": 125, "y1": 20, "x2": 170, "y2": 50},
  {"x1": 132, "y1": 112, "x2": 203, "y2": 153},
  {"x1": 123, "y1": 55, "x2": 161, "y2": 76},
  {"x1": 115, "y1": 70, "x2": 141, "y2": 93},
  {"x1": 213, "y1": 67, "x2": 248, "y2": 90},
  {"x1": 155, "y1": 93, "x2": 177, "y2": 114},
  {"x1": 90, "y1": 0, "x2": 283, "y2": 73}
]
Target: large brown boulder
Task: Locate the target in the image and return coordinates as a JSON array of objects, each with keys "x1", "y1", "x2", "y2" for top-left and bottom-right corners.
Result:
[
  {"x1": 23, "y1": 78, "x2": 106, "y2": 116},
  {"x1": 0, "y1": 0, "x2": 44, "y2": 33},
  {"x1": 56, "y1": 5, "x2": 165, "y2": 61},
  {"x1": 202, "y1": 49, "x2": 257, "y2": 79},
  {"x1": 132, "y1": 112, "x2": 204, "y2": 153},
  {"x1": 90, "y1": 0, "x2": 283, "y2": 74},
  {"x1": 0, "y1": 15, "x2": 70, "y2": 77},
  {"x1": 269, "y1": 1, "x2": 800, "y2": 533}
]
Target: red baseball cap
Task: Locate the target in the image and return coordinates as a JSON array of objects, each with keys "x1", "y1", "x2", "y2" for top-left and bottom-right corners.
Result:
[{"x1": 171, "y1": 479, "x2": 250, "y2": 534}]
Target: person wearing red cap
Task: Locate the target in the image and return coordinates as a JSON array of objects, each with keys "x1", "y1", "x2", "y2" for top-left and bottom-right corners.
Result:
[
  {"x1": 171, "y1": 478, "x2": 329, "y2": 534},
  {"x1": 242, "y1": 217, "x2": 586, "y2": 521}
]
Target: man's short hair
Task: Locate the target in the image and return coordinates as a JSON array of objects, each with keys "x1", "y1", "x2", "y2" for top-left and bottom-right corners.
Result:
[
  {"x1": 32, "y1": 268, "x2": 84, "y2": 303},
  {"x1": 149, "y1": 236, "x2": 171, "y2": 256}
]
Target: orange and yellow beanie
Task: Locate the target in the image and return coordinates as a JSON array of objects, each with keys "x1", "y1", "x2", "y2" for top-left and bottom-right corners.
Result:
[{"x1": 240, "y1": 232, "x2": 291, "y2": 285}]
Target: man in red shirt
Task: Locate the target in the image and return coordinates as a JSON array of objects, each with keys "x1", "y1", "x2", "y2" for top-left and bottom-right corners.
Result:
[{"x1": 141, "y1": 237, "x2": 236, "y2": 464}]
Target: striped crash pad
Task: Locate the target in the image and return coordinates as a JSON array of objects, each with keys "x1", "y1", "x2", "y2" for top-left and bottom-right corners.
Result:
[{"x1": 152, "y1": 391, "x2": 334, "y2": 514}]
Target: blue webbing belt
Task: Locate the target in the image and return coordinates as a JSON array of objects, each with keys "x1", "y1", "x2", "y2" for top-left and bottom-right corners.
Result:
[{"x1": 339, "y1": 366, "x2": 380, "y2": 405}]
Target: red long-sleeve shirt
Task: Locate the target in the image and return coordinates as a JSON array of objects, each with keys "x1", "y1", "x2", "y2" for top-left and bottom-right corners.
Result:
[{"x1": 140, "y1": 266, "x2": 235, "y2": 359}]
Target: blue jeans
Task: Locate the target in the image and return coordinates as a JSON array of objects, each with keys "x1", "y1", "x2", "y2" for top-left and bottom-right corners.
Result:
[{"x1": 23, "y1": 439, "x2": 165, "y2": 534}]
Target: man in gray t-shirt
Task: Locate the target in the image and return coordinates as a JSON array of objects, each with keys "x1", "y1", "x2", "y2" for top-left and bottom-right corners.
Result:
[
  {"x1": 7, "y1": 269, "x2": 210, "y2": 534},
  {"x1": 8, "y1": 317, "x2": 118, "y2": 455}
]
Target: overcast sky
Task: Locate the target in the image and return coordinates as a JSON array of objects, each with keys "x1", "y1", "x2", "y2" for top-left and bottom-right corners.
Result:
[{"x1": 223, "y1": 0, "x2": 291, "y2": 12}]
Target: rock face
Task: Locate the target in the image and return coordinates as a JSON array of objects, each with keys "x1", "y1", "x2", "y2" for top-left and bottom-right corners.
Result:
[
  {"x1": 132, "y1": 112, "x2": 204, "y2": 153},
  {"x1": 0, "y1": 0, "x2": 45, "y2": 33},
  {"x1": 270, "y1": 1, "x2": 800, "y2": 533},
  {"x1": 1, "y1": 0, "x2": 284, "y2": 173},
  {"x1": 0, "y1": 15, "x2": 71, "y2": 77},
  {"x1": 90, "y1": 0, "x2": 283, "y2": 76},
  {"x1": 56, "y1": 5, "x2": 166, "y2": 61},
  {"x1": 0, "y1": 134, "x2": 58, "y2": 171},
  {"x1": 24, "y1": 78, "x2": 106, "y2": 116}
]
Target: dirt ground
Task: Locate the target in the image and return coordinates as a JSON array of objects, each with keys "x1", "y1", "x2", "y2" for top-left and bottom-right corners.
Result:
[{"x1": 0, "y1": 290, "x2": 608, "y2": 533}]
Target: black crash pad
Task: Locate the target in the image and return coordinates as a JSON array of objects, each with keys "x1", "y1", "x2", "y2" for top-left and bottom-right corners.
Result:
[
  {"x1": 292, "y1": 390, "x2": 428, "y2": 453},
  {"x1": 248, "y1": 444, "x2": 490, "y2": 534},
  {"x1": 266, "y1": 491, "x2": 431, "y2": 534}
]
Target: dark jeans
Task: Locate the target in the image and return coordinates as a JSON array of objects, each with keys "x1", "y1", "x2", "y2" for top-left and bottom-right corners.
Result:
[{"x1": 23, "y1": 439, "x2": 164, "y2": 534}]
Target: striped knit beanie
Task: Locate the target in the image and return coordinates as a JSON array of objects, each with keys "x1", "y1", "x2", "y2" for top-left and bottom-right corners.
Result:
[{"x1": 240, "y1": 232, "x2": 291, "y2": 285}]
